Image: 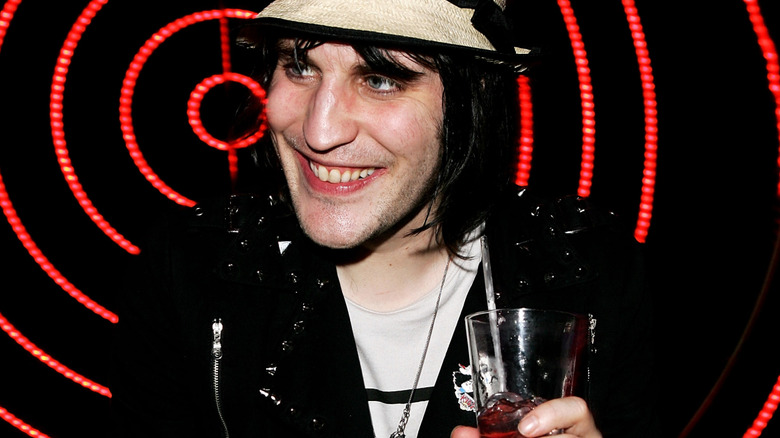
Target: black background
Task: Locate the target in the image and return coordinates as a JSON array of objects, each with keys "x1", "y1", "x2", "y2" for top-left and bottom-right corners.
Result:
[{"x1": 0, "y1": 0, "x2": 779, "y2": 437}]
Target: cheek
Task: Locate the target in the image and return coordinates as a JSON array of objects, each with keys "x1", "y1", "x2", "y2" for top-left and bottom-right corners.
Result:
[
  {"x1": 372, "y1": 102, "x2": 443, "y2": 155},
  {"x1": 265, "y1": 78, "x2": 305, "y2": 132},
  {"x1": 265, "y1": 90, "x2": 292, "y2": 131},
  {"x1": 264, "y1": 83, "x2": 304, "y2": 172}
]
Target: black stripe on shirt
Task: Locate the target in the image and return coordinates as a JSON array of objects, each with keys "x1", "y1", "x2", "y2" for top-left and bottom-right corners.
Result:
[{"x1": 365, "y1": 386, "x2": 436, "y2": 404}]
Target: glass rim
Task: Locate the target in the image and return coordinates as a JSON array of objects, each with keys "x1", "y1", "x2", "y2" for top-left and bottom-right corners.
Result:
[{"x1": 464, "y1": 307, "x2": 586, "y2": 322}]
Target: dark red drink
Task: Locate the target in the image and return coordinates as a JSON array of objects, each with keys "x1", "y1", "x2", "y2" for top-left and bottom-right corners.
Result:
[{"x1": 476, "y1": 392, "x2": 544, "y2": 438}]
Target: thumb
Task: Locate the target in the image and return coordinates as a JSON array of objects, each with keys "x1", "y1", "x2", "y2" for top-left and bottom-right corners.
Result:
[{"x1": 451, "y1": 425, "x2": 480, "y2": 438}]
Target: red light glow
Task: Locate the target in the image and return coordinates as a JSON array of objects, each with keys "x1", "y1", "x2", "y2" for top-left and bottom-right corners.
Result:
[
  {"x1": 0, "y1": 0, "x2": 20, "y2": 52},
  {"x1": 49, "y1": 0, "x2": 141, "y2": 254},
  {"x1": 743, "y1": 0, "x2": 780, "y2": 435},
  {"x1": 0, "y1": 0, "x2": 121, "y2": 324},
  {"x1": 119, "y1": 9, "x2": 257, "y2": 208},
  {"x1": 743, "y1": 375, "x2": 780, "y2": 437},
  {"x1": 219, "y1": 15, "x2": 233, "y2": 74},
  {"x1": 1, "y1": 0, "x2": 779, "y2": 436},
  {"x1": 743, "y1": 0, "x2": 780, "y2": 196},
  {"x1": 515, "y1": 75, "x2": 534, "y2": 187},
  {"x1": 187, "y1": 72, "x2": 268, "y2": 151},
  {"x1": 557, "y1": 0, "x2": 596, "y2": 198},
  {"x1": 0, "y1": 176, "x2": 119, "y2": 323},
  {"x1": 218, "y1": 14, "x2": 241, "y2": 188},
  {"x1": 0, "y1": 405, "x2": 50, "y2": 438},
  {"x1": 187, "y1": 72, "x2": 268, "y2": 190},
  {"x1": 0, "y1": 311, "x2": 112, "y2": 397},
  {"x1": 621, "y1": 0, "x2": 658, "y2": 243}
]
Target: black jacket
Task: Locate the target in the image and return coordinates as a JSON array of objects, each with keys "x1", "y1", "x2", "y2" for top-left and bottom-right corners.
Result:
[{"x1": 110, "y1": 186, "x2": 658, "y2": 437}]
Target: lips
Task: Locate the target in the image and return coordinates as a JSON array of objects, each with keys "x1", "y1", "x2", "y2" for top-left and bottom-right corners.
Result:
[{"x1": 308, "y1": 160, "x2": 376, "y2": 183}]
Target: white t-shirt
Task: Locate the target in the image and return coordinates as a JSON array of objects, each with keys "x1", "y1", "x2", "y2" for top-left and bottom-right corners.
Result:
[{"x1": 344, "y1": 239, "x2": 481, "y2": 438}]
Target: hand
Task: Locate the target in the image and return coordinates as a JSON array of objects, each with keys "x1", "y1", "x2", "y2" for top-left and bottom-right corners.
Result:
[{"x1": 450, "y1": 397, "x2": 602, "y2": 438}]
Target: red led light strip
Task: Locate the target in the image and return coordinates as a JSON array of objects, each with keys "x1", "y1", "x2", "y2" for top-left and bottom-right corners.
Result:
[
  {"x1": 557, "y1": 0, "x2": 596, "y2": 198},
  {"x1": 743, "y1": 0, "x2": 780, "y2": 435},
  {"x1": 2, "y1": 0, "x2": 778, "y2": 436},
  {"x1": 50, "y1": 0, "x2": 141, "y2": 254},
  {"x1": 621, "y1": 0, "x2": 657, "y2": 243},
  {"x1": 0, "y1": 0, "x2": 20, "y2": 50},
  {"x1": 186, "y1": 70, "x2": 268, "y2": 189},
  {"x1": 0, "y1": 311, "x2": 111, "y2": 397},
  {"x1": 120, "y1": 9, "x2": 257, "y2": 208},
  {"x1": 515, "y1": 75, "x2": 534, "y2": 186},
  {"x1": 219, "y1": 15, "x2": 233, "y2": 74},
  {"x1": 1, "y1": 0, "x2": 118, "y2": 324},
  {"x1": 743, "y1": 0, "x2": 780, "y2": 196},
  {"x1": 0, "y1": 178, "x2": 118, "y2": 323},
  {"x1": 744, "y1": 375, "x2": 780, "y2": 437},
  {"x1": 217, "y1": 15, "x2": 240, "y2": 188},
  {"x1": 0, "y1": 406, "x2": 50, "y2": 438},
  {"x1": 556, "y1": 1, "x2": 658, "y2": 242},
  {"x1": 187, "y1": 72, "x2": 268, "y2": 151}
]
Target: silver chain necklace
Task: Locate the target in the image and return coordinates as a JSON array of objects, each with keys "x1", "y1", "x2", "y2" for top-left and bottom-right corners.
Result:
[{"x1": 389, "y1": 257, "x2": 452, "y2": 438}]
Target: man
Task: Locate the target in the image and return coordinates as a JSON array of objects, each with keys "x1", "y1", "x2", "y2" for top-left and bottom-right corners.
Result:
[{"x1": 111, "y1": 1, "x2": 658, "y2": 437}]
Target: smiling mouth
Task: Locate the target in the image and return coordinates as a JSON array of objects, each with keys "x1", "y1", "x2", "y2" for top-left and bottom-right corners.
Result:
[{"x1": 309, "y1": 160, "x2": 376, "y2": 183}]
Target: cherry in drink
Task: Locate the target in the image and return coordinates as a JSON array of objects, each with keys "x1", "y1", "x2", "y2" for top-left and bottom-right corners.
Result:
[{"x1": 476, "y1": 392, "x2": 545, "y2": 438}]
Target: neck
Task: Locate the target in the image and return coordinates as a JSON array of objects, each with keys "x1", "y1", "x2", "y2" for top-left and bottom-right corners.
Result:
[{"x1": 336, "y1": 228, "x2": 450, "y2": 312}]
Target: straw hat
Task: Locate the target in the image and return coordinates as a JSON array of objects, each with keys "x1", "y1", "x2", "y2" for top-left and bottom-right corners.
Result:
[{"x1": 247, "y1": 0, "x2": 536, "y2": 69}]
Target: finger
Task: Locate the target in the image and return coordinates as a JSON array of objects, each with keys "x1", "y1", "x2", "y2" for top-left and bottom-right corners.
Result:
[
  {"x1": 517, "y1": 397, "x2": 601, "y2": 438},
  {"x1": 450, "y1": 425, "x2": 481, "y2": 438}
]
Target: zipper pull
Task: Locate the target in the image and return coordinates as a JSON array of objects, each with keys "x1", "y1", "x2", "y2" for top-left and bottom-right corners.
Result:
[{"x1": 212, "y1": 319, "x2": 224, "y2": 359}]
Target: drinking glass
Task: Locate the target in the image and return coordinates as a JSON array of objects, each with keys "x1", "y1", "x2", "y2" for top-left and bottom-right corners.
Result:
[{"x1": 465, "y1": 308, "x2": 588, "y2": 438}]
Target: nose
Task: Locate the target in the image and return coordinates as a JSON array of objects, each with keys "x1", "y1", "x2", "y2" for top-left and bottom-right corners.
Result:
[{"x1": 302, "y1": 77, "x2": 359, "y2": 152}]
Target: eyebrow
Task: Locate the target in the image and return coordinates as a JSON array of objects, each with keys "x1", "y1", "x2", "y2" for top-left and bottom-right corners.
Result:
[
  {"x1": 353, "y1": 62, "x2": 424, "y2": 83},
  {"x1": 352, "y1": 47, "x2": 430, "y2": 84},
  {"x1": 275, "y1": 40, "x2": 428, "y2": 83},
  {"x1": 276, "y1": 40, "x2": 308, "y2": 67}
]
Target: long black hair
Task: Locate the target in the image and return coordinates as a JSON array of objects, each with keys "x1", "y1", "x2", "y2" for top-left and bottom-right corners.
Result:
[{"x1": 233, "y1": 30, "x2": 521, "y2": 256}]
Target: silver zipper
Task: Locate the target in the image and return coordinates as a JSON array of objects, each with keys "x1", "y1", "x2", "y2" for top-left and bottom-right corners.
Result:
[{"x1": 212, "y1": 318, "x2": 230, "y2": 438}]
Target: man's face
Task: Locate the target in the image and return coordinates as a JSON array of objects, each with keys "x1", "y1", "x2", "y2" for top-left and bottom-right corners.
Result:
[{"x1": 265, "y1": 41, "x2": 445, "y2": 250}]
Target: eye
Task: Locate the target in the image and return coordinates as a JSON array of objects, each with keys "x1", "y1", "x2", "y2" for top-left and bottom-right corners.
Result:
[
  {"x1": 284, "y1": 61, "x2": 316, "y2": 80},
  {"x1": 365, "y1": 75, "x2": 400, "y2": 92}
]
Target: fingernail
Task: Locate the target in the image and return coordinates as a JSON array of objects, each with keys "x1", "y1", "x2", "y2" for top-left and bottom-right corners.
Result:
[{"x1": 519, "y1": 414, "x2": 538, "y2": 436}]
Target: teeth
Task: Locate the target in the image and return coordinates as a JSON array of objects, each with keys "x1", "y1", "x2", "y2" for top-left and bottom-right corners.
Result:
[{"x1": 309, "y1": 161, "x2": 375, "y2": 183}]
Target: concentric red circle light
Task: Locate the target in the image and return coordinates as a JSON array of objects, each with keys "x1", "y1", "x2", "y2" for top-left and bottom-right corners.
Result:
[
  {"x1": 0, "y1": 0, "x2": 779, "y2": 437},
  {"x1": 187, "y1": 72, "x2": 268, "y2": 151},
  {"x1": 119, "y1": 9, "x2": 257, "y2": 208}
]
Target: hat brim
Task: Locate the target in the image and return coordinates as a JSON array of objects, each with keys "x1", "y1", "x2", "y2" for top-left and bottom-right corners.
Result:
[{"x1": 241, "y1": 17, "x2": 539, "y2": 70}]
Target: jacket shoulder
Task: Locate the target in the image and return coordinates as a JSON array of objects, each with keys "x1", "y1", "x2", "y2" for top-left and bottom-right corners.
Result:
[{"x1": 486, "y1": 186, "x2": 639, "y2": 306}]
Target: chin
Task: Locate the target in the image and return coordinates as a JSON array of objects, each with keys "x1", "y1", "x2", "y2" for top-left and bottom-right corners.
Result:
[
  {"x1": 297, "y1": 218, "x2": 368, "y2": 250},
  {"x1": 306, "y1": 233, "x2": 368, "y2": 251}
]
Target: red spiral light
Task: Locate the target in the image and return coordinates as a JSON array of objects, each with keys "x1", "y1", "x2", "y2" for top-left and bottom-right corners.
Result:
[
  {"x1": 0, "y1": 1, "x2": 778, "y2": 437},
  {"x1": 744, "y1": 375, "x2": 780, "y2": 437},
  {"x1": 0, "y1": 170, "x2": 119, "y2": 324},
  {"x1": 557, "y1": 0, "x2": 596, "y2": 198},
  {"x1": 0, "y1": 311, "x2": 111, "y2": 397},
  {"x1": 621, "y1": 0, "x2": 657, "y2": 243},
  {"x1": 0, "y1": 0, "x2": 19, "y2": 50},
  {"x1": 743, "y1": 0, "x2": 780, "y2": 196},
  {"x1": 0, "y1": 406, "x2": 50, "y2": 438},
  {"x1": 187, "y1": 72, "x2": 268, "y2": 151},
  {"x1": 49, "y1": 0, "x2": 140, "y2": 254},
  {"x1": 515, "y1": 75, "x2": 534, "y2": 187},
  {"x1": 119, "y1": 8, "x2": 257, "y2": 208},
  {"x1": 742, "y1": 0, "x2": 780, "y2": 434}
]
